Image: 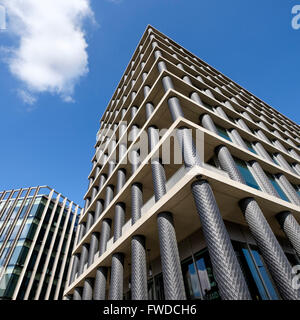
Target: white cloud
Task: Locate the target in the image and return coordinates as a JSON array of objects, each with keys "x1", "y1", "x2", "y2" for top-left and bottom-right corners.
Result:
[
  {"x1": 1, "y1": 0, "x2": 94, "y2": 104},
  {"x1": 17, "y1": 89, "x2": 36, "y2": 105}
]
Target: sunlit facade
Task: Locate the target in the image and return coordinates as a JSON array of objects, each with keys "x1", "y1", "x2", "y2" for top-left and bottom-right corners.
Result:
[{"x1": 65, "y1": 26, "x2": 300, "y2": 300}]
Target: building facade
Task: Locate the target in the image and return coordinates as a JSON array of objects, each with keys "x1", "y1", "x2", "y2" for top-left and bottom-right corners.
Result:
[
  {"x1": 0, "y1": 186, "x2": 81, "y2": 300},
  {"x1": 65, "y1": 25, "x2": 300, "y2": 300}
]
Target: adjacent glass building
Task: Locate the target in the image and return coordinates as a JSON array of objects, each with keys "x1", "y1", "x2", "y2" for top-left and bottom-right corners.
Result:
[
  {"x1": 65, "y1": 25, "x2": 300, "y2": 300},
  {"x1": 0, "y1": 186, "x2": 81, "y2": 300}
]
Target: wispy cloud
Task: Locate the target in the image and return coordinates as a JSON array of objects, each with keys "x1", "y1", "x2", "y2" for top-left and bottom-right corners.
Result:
[{"x1": 1, "y1": 0, "x2": 94, "y2": 104}]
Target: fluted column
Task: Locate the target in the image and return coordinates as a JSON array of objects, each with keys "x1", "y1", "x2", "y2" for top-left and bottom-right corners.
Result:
[
  {"x1": 73, "y1": 287, "x2": 82, "y2": 300},
  {"x1": 192, "y1": 179, "x2": 251, "y2": 299},
  {"x1": 276, "y1": 211, "x2": 300, "y2": 258},
  {"x1": 154, "y1": 53, "x2": 249, "y2": 299},
  {"x1": 276, "y1": 174, "x2": 300, "y2": 205},
  {"x1": 113, "y1": 202, "x2": 126, "y2": 242},
  {"x1": 109, "y1": 252, "x2": 124, "y2": 300},
  {"x1": 93, "y1": 218, "x2": 112, "y2": 300},
  {"x1": 82, "y1": 278, "x2": 94, "y2": 300},
  {"x1": 239, "y1": 198, "x2": 299, "y2": 300},
  {"x1": 131, "y1": 235, "x2": 148, "y2": 300}
]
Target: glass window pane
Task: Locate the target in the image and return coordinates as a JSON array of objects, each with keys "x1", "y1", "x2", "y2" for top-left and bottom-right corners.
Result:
[
  {"x1": 234, "y1": 158, "x2": 261, "y2": 190},
  {"x1": 266, "y1": 173, "x2": 290, "y2": 202},
  {"x1": 215, "y1": 124, "x2": 231, "y2": 142}
]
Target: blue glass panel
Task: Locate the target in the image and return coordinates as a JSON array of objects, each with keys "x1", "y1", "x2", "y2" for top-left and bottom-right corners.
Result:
[
  {"x1": 266, "y1": 173, "x2": 290, "y2": 202},
  {"x1": 234, "y1": 158, "x2": 261, "y2": 190},
  {"x1": 215, "y1": 124, "x2": 231, "y2": 142},
  {"x1": 242, "y1": 248, "x2": 269, "y2": 300},
  {"x1": 251, "y1": 249, "x2": 278, "y2": 300}
]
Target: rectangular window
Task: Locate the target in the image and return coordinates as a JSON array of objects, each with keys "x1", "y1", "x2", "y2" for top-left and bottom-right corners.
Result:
[
  {"x1": 265, "y1": 173, "x2": 290, "y2": 202},
  {"x1": 234, "y1": 158, "x2": 261, "y2": 190},
  {"x1": 215, "y1": 124, "x2": 231, "y2": 142}
]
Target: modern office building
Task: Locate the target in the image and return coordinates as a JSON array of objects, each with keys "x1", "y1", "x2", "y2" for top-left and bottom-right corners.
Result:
[
  {"x1": 0, "y1": 186, "x2": 81, "y2": 300},
  {"x1": 65, "y1": 25, "x2": 300, "y2": 301}
]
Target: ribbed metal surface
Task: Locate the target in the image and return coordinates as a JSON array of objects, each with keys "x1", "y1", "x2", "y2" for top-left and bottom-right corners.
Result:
[
  {"x1": 175, "y1": 127, "x2": 202, "y2": 168},
  {"x1": 73, "y1": 287, "x2": 82, "y2": 300},
  {"x1": 93, "y1": 267, "x2": 108, "y2": 300},
  {"x1": 85, "y1": 211, "x2": 94, "y2": 234},
  {"x1": 77, "y1": 223, "x2": 86, "y2": 244},
  {"x1": 145, "y1": 102, "x2": 154, "y2": 120},
  {"x1": 276, "y1": 211, "x2": 300, "y2": 258},
  {"x1": 99, "y1": 218, "x2": 112, "y2": 256},
  {"x1": 91, "y1": 187, "x2": 98, "y2": 201},
  {"x1": 230, "y1": 129, "x2": 249, "y2": 149},
  {"x1": 239, "y1": 198, "x2": 299, "y2": 300},
  {"x1": 69, "y1": 253, "x2": 80, "y2": 285},
  {"x1": 113, "y1": 202, "x2": 125, "y2": 242},
  {"x1": 82, "y1": 278, "x2": 94, "y2": 300},
  {"x1": 104, "y1": 185, "x2": 114, "y2": 209},
  {"x1": 249, "y1": 161, "x2": 279, "y2": 197},
  {"x1": 236, "y1": 118, "x2": 252, "y2": 133},
  {"x1": 131, "y1": 183, "x2": 143, "y2": 225},
  {"x1": 157, "y1": 212, "x2": 186, "y2": 300},
  {"x1": 88, "y1": 232, "x2": 99, "y2": 266},
  {"x1": 98, "y1": 174, "x2": 107, "y2": 191},
  {"x1": 78, "y1": 243, "x2": 89, "y2": 275},
  {"x1": 274, "y1": 153, "x2": 293, "y2": 172},
  {"x1": 276, "y1": 174, "x2": 300, "y2": 206},
  {"x1": 215, "y1": 106, "x2": 229, "y2": 121},
  {"x1": 215, "y1": 145, "x2": 245, "y2": 183},
  {"x1": 201, "y1": 114, "x2": 219, "y2": 134},
  {"x1": 191, "y1": 179, "x2": 251, "y2": 300},
  {"x1": 94, "y1": 200, "x2": 104, "y2": 221},
  {"x1": 253, "y1": 142, "x2": 274, "y2": 162},
  {"x1": 151, "y1": 159, "x2": 167, "y2": 201},
  {"x1": 131, "y1": 235, "x2": 148, "y2": 300},
  {"x1": 167, "y1": 96, "x2": 184, "y2": 121},
  {"x1": 109, "y1": 253, "x2": 124, "y2": 300},
  {"x1": 116, "y1": 169, "x2": 126, "y2": 194}
]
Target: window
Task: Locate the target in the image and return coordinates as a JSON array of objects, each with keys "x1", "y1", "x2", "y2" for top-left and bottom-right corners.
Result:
[
  {"x1": 244, "y1": 139, "x2": 256, "y2": 154},
  {"x1": 215, "y1": 124, "x2": 231, "y2": 142},
  {"x1": 265, "y1": 173, "x2": 290, "y2": 202},
  {"x1": 234, "y1": 158, "x2": 261, "y2": 190}
]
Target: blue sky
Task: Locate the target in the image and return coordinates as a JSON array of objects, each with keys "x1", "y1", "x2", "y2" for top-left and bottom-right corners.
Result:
[{"x1": 0, "y1": 0, "x2": 299, "y2": 206}]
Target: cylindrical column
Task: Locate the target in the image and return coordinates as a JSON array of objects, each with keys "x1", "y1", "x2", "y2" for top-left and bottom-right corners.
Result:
[
  {"x1": 131, "y1": 235, "x2": 148, "y2": 300},
  {"x1": 276, "y1": 211, "x2": 300, "y2": 258},
  {"x1": 113, "y1": 202, "x2": 125, "y2": 242},
  {"x1": 82, "y1": 278, "x2": 94, "y2": 300},
  {"x1": 93, "y1": 267, "x2": 108, "y2": 300},
  {"x1": 215, "y1": 145, "x2": 245, "y2": 183},
  {"x1": 91, "y1": 186, "x2": 98, "y2": 201},
  {"x1": 109, "y1": 253, "x2": 124, "y2": 300},
  {"x1": 253, "y1": 142, "x2": 274, "y2": 163},
  {"x1": 98, "y1": 174, "x2": 107, "y2": 191},
  {"x1": 200, "y1": 114, "x2": 218, "y2": 134},
  {"x1": 104, "y1": 185, "x2": 114, "y2": 209},
  {"x1": 239, "y1": 198, "x2": 299, "y2": 300},
  {"x1": 84, "y1": 197, "x2": 91, "y2": 212},
  {"x1": 276, "y1": 174, "x2": 300, "y2": 206},
  {"x1": 131, "y1": 183, "x2": 143, "y2": 225},
  {"x1": 273, "y1": 153, "x2": 293, "y2": 173},
  {"x1": 78, "y1": 243, "x2": 89, "y2": 275},
  {"x1": 88, "y1": 232, "x2": 99, "y2": 266},
  {"x1": 73, "y1": 287, "x2": 82, "y2": 300},
  {"x1": 94, "y1": 199, "x2": 104, "y2": 221},
  {"x1": 236, "y1": 118, "x2": 252, "y2": 133},
  {"x1": 99, "y1": 218, "x2": 112, "y2": 255},
  {"x1": 148, "y1": 126, "x2": 167, "y2": 201},
  {"x1": 248, "y1": 161, "x2": 279, "y2": 197},
  {"x1": 77, "y1": 223, "x2": 86, "y2": 244},
  {"x1": 85, "y1": 211, "x2": 94, "y2": 233},
  {"x1": 214, "y1": 106, "x2": 229, "y2": 121},
  {"x1": 116, "y1": 169, "x2": 126, "y2": 194},
  {"x1": 157, "y1": 212, "x2": 186, "y2": 300},
  {"x1": 69, "y1": 253, "x2": 80, "y2": 285},
  {"x1": 229, "y1": 129, "x2": 248, "y2": 149},
  {"x1": 192, "y1": 179, "x2": 251, "y2": 300}
]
